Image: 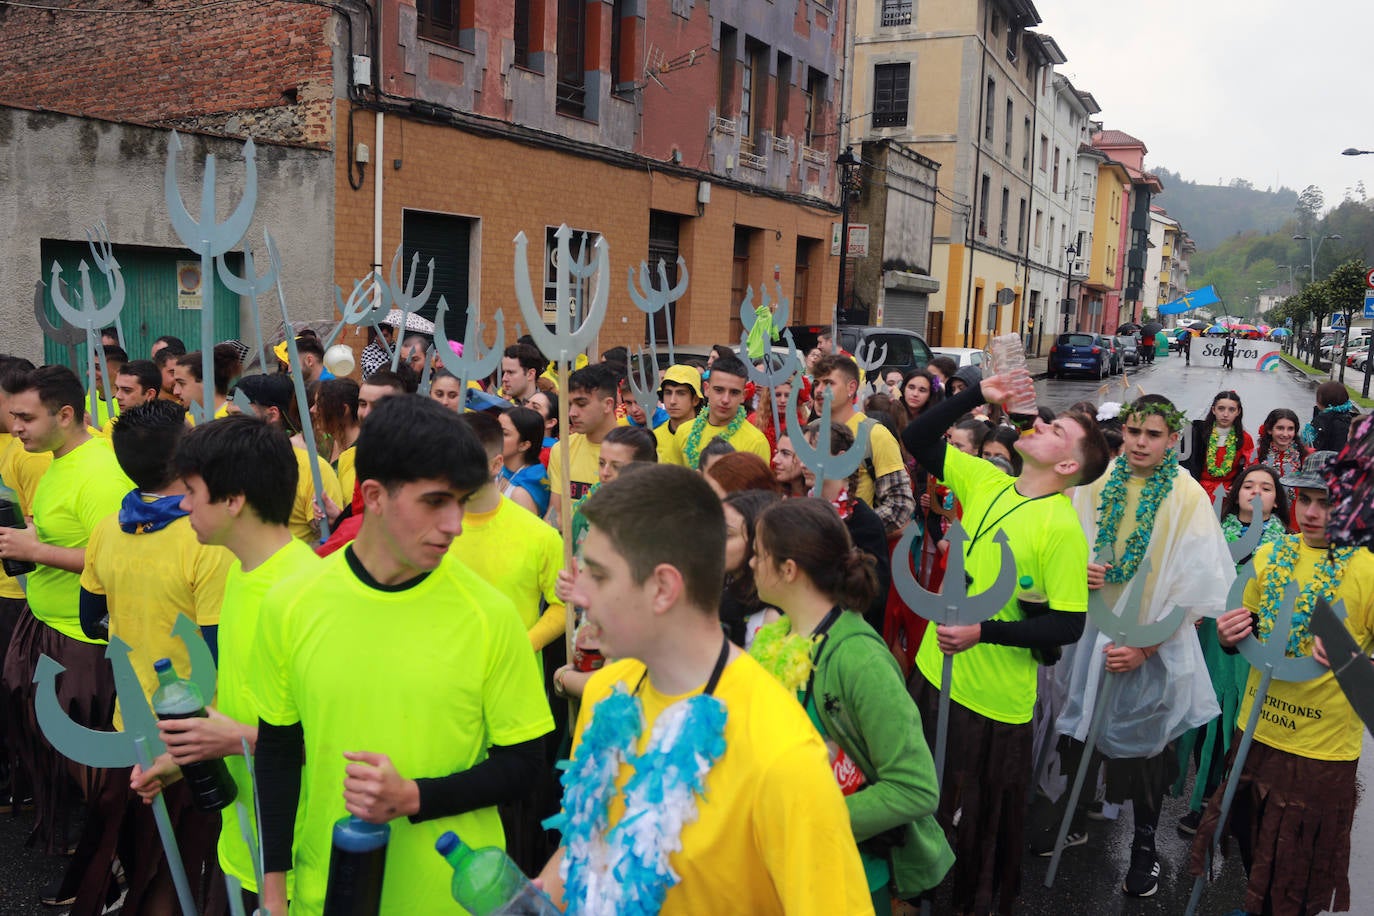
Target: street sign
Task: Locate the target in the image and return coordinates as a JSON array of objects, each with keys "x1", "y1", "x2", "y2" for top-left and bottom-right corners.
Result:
[
  {"x1": 1333, "y1": 311, "x2": 1347, "y2": 329},
  {"x1": 1364, "y1": 291, "x2": 1374, "y2": 320},
  {"x1": 831, "y1": 223, "x2": 869, "y2": 257},
  {"x1": 1365, "y1": 267, "x2": 1374, "y2": 289}
]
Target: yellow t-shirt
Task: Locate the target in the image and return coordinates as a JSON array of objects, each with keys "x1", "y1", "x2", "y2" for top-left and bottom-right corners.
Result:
[
  {"x1": 216, "y1": 537, "x2": 319, "y2": 893},
  {"x1": 251, "y1": 549, "x2": 554, "y2": 916},
  {"x1": 80, "y1": 511, "x2": 232, "y2": 730},
  {"x1": 547, "y1": 434, "x2": 600, "y2": 504},
  {"x1": 1238, "y1": 540, "x2": 1374, "y2": 761},
  {"x1": 653, "y1": 420, "x2": 679, "y2": 462},
  {"x1": 334, "y1": 446, "x2": 357, "y2": 503},
  {"x1": 448, "y1": 496, "x2": 566, "y2": 651},
  {"x1": 28, "y1": 438, "x2": 133, "y2": 642},
  {"x1": 0, "y1": 433, "x2": 52, "y2": 600},
  {"x1": 665, "y1": 414, "x2": 773, "y2": 468},
  {"x1": 570, "y1": 655, "x2": 872, "y2": 915},
  {"x1": 846, "y1": 411, "x2": 904, "y2": 506},
  {"x1": 913, "y1": 448, "x2": 1088, "y2": 724},
  {"x1": 289, "y1": 448, "x2": 343, "y2": 544}
]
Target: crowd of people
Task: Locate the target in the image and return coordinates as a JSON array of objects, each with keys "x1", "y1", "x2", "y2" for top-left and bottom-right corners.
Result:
[{"x1": 0, "y1": 319, "x2": 1369, "y2": 916}]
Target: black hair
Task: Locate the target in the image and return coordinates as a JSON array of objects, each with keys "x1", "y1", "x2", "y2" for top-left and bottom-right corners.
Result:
[
  {"x1": 314, "y1": 378, "x2": 360, "y2": 440},
  {"x1": 361, "y1": 368, "x2": 413, "y2": 394},
  {"x1": 110, "y1": 400, "x2": 188, "y2": 491},
  {"x1": 700, "y1": 437, "x2": 736, "y2": 464},
  {"x1": 951, "y1": 416, "x2": 992, "y2": 451},
  {"x1": 1194, "y1": 390, "x2": 1246, "y2": 459},
  {"x1": 102, "y1": 344, "x2": 129, "y2": 365},
  {"x1": 7, "y1": 365, "x2": 85, "y2": 416},
  {"x1": 504, "y1": 407, "x2": 545, "y2": 466},
  {"x1": 294, "y1": 335, "x2": 325, "y2": 361},
  {"x1": 927, "y1": 355, "x2": 959, "y2": 382},
  {"x1": 117, "y1": 359, "x2": 162, "y2": 396},
  {"x1": 0, "y1": 357, "x2": 37, "y2": 393},
  {"x1": 567, "y1": 363, "x2": 618, "y2": 400},
  {"x1": 1220, "y1": 463, "x2": 1291, "y2": 532},
  {"x1": 600, "y1": 346, "x2": 629, "y2": 366},
  {"x1": 603, "y1": 425, "x2": 658, "y2": 463},
  {"x1": 174, "y1": 414, "x2": 298, "y2": 526},
  {"x1": 756, "y1": 499, "x2": 879, "y2": 612},
  {"x1": 980, "y1": 425, "x2": 1024, "y2": 475},
  {"x1": 153, "y1": 335, "x2": 187, "y2": 356},
  {"x1": 456, "y1": 410, "x2": 504, "y2": 457},
  {"x1": 503, "y1": 342, "x2": 546, "y2": 375},
  {"x1": 178, "y1": 346, "x2": 242, "y2": 396},
  {"x1": 722, "y1": 488, "x2": 783, "y2": 611},
  {"x1": 154, "y1": 348, "x2": 181, "y2": 370},
  {"x1": 355, "y1": 394, "x2": 490, "y2": 493},
  {"x1": 708, "y1": 353, "x2": 749, "y2": 382},
  {"x1": 1257, "y1": 408, "x2": 1309, "y2": 463},
  {"x1": 234, "y1": 373, "x2": 295, "y2": 420}
]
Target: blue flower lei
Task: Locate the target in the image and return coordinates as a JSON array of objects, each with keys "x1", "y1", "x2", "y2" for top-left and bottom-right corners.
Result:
[
  {"x1": 1257, "y1": 535, "x2": 1357, "y2": 656},
  {"x1": 1093, "y1": 450, "x2": 1179, "y2": 583},
  {"x1": 545, "y1": 682, "x2": 728, "y2": 915}
]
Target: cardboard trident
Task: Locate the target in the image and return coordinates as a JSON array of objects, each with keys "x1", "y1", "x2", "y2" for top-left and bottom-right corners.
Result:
[
  {"x1": 1043, "y1": 556, "x2": 1191, "y2": 887},
  {"x1": 84, "y1": 222, "x2": 129, "y2": 351},
  {"x1": 35, "y1": 615, "x2": 216, "y2": 916},
  {"x1": 217, "y1": 245, "x2": 277, "y2": 373},
  {"x1": 49, "y1": 244, "x2": 125, "y2": 427},
  {"x1": 165, "y1": 131, "x2": 257, "y2": 423},
  {"x1": 385, "y1": 247, "x2": 435, "y2": 372},
  {"x1": 735, "y1": 283, "x2": 803, "y2": 436},
  {"x1": 628, "y1": 256, "x2": 688, "y2": 365},
  {"x1": 782, "y1": 380, "x2": 871, "y2": 491},
  {"x1": 33, "y1": 279, "x2": 85, "y2": 376},
  {"x1": 1184, "y1": 573, "x2": 1327, "y2": 915},
  {"x1": 323, "y1": 271, "x2": 391, "y2": 356},
  {"x1": 433, "y1": 296, "x2": 505, "y2": 397}
]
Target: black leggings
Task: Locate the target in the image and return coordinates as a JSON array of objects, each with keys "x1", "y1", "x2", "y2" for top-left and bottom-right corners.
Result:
[{"x1": 1057, "y1": 737, "x2": 1175, "y2": 834}]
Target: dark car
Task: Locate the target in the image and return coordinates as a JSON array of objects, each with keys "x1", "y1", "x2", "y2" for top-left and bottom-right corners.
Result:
[
  {"x1": 787, "y1": 324, "x2": 934, "y2": 376},
  {"x1": 1096, "y1": 335, "x2": 1122, "y2": 375},
  {"x1": 1115, "y1": 335, "x2": 1141, "y2": 367},
  {"x1": 1048, "y1": 333, "x2": 1110, "y2": 380}
]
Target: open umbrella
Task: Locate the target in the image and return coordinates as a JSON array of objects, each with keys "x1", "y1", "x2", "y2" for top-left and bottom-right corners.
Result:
[
  {"x1": 1270, "y1": 327, "x2": 1292, "y2": 338},
  {"x1": 382, "y1": 308, "x2": 436, "y2": 335},
  {"x1": 1207, "y1": 323, "x2": 1227, "y2": 334},
  {"x1": 1117, "y1": 322, "x2": 1142, "y2": 335},
  {"x1": 1141, "y1": 321, "x2": 1164, "y2": 339}
]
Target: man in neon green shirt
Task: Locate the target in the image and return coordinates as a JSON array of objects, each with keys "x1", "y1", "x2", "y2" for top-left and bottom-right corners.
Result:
[{"x1": 252, "y1": 396, "x2": 554, "y2": 916}]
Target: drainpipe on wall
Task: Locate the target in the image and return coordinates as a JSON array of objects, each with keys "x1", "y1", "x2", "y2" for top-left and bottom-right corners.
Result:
[{"x1": 374, "y1": 111, "x2": 385, "y2": 306}]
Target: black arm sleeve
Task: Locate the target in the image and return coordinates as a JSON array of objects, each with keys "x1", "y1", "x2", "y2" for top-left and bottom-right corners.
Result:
[
  {"x1": 78, "y1": 588, "x2": 109, "y2": 642},
  {"x1": 899, "y1": 386, "x2": 988, "y2": 480},
  {"x1": 409, "y1": 737, "x2": 545, "y2": 823},
  {"x1": 1220, "y1": 612, "x2": 1261, "y2": 656},
  {"x1": 256, "y1": 720, "x2": 304, "y2": 874},
  {"x1": 980, "y1": 609, "x2": 1086, "y2": 649}
]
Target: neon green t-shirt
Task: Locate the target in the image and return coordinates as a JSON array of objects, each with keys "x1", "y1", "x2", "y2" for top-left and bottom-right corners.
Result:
[
  {"x1": 447, "y1": 496, "x2": 566, "y2": 651},
  {"x1": 250, "y1": 548, "x2": 555, "y2": 916},
  {"x1": 28, "y1": 437, "x2": 133, "y2": 643},
  {"x1": 913, "y1": 448, "x2": 1088, "y2": 724},
  {"x1": 216, "y1": 536, "x2": 319, "y2": 894}
]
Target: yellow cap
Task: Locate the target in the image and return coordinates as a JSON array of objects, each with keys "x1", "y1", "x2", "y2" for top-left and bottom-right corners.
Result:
[{"x1": 661, "y1": 364, "x2": 703, "y2": 399}]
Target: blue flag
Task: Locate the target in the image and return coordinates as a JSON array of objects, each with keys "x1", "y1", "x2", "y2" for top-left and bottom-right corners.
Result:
[{"x1": 1158, "y1": 285, "x2": 1221, "y2": 315}]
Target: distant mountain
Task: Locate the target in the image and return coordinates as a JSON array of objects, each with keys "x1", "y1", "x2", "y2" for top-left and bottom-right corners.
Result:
[{"x1": 1152, "y1": 168, "x2": 1299, "y2": 249}]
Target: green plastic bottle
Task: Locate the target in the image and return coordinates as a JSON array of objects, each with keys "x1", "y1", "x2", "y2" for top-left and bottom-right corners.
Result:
[{"x1": 434, "y1": 832, "x2": 559, "y2": 915}]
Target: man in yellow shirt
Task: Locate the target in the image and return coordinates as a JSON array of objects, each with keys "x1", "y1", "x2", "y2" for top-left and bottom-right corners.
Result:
[
  {"x1": 547, "y1": 364, "x2": 618, "y2": 527},
  {"x1": 538, "y1": 465, "x2": 872, "y2": 914},
  {"x1": 663, "y1": 353, "x2": 771, "y2": 468},
  {"x1": 653, "y1": 364, "x2": 703, "y2": 459},
  {"x1": 812, "y1": 354, "x2": 914, "y2": 537}
]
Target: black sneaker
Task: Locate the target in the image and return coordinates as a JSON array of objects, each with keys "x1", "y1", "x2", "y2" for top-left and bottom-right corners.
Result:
[
  {"x1": 40, "y1": 873, "x2": 76, "y2": 907},
  {"x1": 1032, "y1": 827, "x2": 1088, "y2": 857},
  {"x1": 1177, "y1": 808, "x2": 1202, "y2": 836},
  {"x1": 1122, "y1": 834, "x2": 1161, "y2": 897}
]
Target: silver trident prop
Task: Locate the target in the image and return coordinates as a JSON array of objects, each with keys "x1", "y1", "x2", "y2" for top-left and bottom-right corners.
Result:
[
  {"x1": 1184, "y1": 574, "x2": 1326, "y2": 915},
  {"x1": 50, "y1": 255, "x2": 125, "y2": 427},
  {"x1": 217, "y1": 246, "x2": 277, "y2": 373},
  {"x1": 782, "y1": 382, "x2": 871, "y2": 489},
  {"x1": 624, "y1": 346, "x2": 661, "y2": 418},
  {"x1": 416, "y1": 343, "x2": 437, "y2": 397},
  {"x1": 265, "y1": 231, "x2": 333, "y2": 541},
  {"x1": 853, "y1": 338, "x2": 889, "y2": 374},
  {"x1": 385, "y1": 247, "x2": 435, "y2": 371},
  {"x1": 433, "y1": 297, "x2": 505, "y2": 398},
  {"x1": 1044, "y1": 556, "x2": 1191, "y2": 886},
  {"x1": 84, "y1": 222, "x2": 128, "y2": 351},
  {"x1": 33, "y1": 279, "x2": 85, "y2": 372},
  {"x1": 628, "y1": 257, "x2": 688, "y2": 365},
  {"x1": 735, "y1": 285, "x2": 803, "y2": 435},
  {"x1": 35, "y1": 615, "x2": 215, "y2": 916},
  {"x1": 165, "y1": 131, "x2": 257, "y2": 422},
  {"x1": 323, "y1": 272, "x2": 391, "y2": 355},
  {"x1": 1213, "y1": 490, "x2": 1267, "y2": 565}
]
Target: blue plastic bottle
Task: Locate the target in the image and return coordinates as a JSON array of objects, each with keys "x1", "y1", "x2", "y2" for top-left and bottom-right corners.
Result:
[{"x1": 322, "y1": 816, "x2": 389, "y2": 916}]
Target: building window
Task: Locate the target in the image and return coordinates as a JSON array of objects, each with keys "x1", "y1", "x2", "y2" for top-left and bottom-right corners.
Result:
[
  {"x1": 418, "y1": 0, "x2": 463, "y2": 47},
  {"x1": 775, "y1": 53, "x2": 791, "y2": 138},
  {"x1": 984, "y1": 78, "x2": 996, "y2": 142},
  {"x1": 1052, "y1": 146, "x2": 1061, "y2": 192},
  {"x1": 646, "y1": 211, "x2": 681, "y2": 345},
  {"x1": 513, "y1": 0, "x2": 532, "y2": 68},
  {"x1": 610, "y1": 0, "x2": 632, "y2": 89},
  {"x1": 872, "y1": 62, "x2": 910, "y2": 128},
  {"x1": 1017, "y1": 197, "x2": 1026, "y2": 250},
  {"x1": 978, "y1": 173, "x2": 991, "y2": 237},
  {"x1": 1034, "y1": 209, "x2": 1043, "y2": 248},
  {"x1": 999, "y1": 186, "x2": 1010, "y2": 245},
  {"x1": 740, "y1": 39, "x2": 768, "y2": 148},
  {"x1": 795, "y1": 237, "x2": 818, "y2": 320},
  {"x1": 881, "y1": 0, "x2": 912, "y2": 27},
  {"x1": 1022, "y1": 116, "x2": 1031, "y2": 170},
  {"x1": 1007, "y1": 27, "x2": 1019, "y2": 63},
  {"x1": 1040, "y1": 134, "x2": 1048, "y2": 169},
  {"x1": 804, "y1": 69, "x2": 825, "y2": 147},
  {"x1": 718, "y1": 25, "x2": 737, "y2": 118},
  {"x1": 403, "y1": 210, "x2": 476, "y2": 341},
  {"x1": 731, "y1": 227, "x2": 756, "y2": 341},
  {"x1": 1004, "y1": 99, "x2": 1013, "y2": 157},
  {"x1": 556, "y1": 0, "x2": 587, "y2": 116}
]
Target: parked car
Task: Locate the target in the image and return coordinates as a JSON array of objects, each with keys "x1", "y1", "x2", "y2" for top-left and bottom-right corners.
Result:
[
  {"x1": 1095, "y1": 335, "x2": 1123, "y2": 375},
  {"x1": 929, "y1": 347, "x2": 991, "y2": 371},
  {"x1": 1048, "y1": 333, "x2": 1110, "y2": 380},
  {"x1": 1115, "y1": 335, "x2": 1141, "y2": 367},
  {"x1": 787, "y1": 324, "x2": 934, "y2": 376}
]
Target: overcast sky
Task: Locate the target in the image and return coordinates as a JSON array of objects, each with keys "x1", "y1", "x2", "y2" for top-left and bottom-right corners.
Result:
[{"x1": 1038, "y1": 0, "x2": 1371, "y2": 211}]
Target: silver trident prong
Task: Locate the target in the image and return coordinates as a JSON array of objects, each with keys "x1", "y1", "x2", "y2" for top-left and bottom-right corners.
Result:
[
  {"x1": 736, "y1": 337, "x2": 802, "y2": 436},
  {"x1": 628, "y1": 257, "x2": 688, "y2": 364},
  {"x1": 386, "y1": 246, "x2": 435, "y2": 371},
  {"x1": 416, "y1": 343, "x2": 437, "y2": 397},
  {"x1": 217, "y1": 247, "x2": 278, "y2": 372},
  {"x1": 84, "y1": 221, "x2": 128, "y2": 350},
  {"x1": 783, "y1": 381, "x2": 871, "y2": 487},
  {"x1": 165, "y1": 131, "x2": 258, "y2": 420},
  {"x1": 325, "y1": 271, "x2": 392, "y2": 357},
  {"x1": 1225, "y1": 493, "x2": 1268, "y2": 565},
  {"x1": 625, "y1": 346, "x2": 662, "y2": 411},
  {"x1": 514, "y1": 226, "x2": 609, "y2": 363},
  {"x1": 434, "y1": 297, "x2": 506, "y2": 395},
  {"x1": 34, "y1": 279, "x2": 84, "y2": 370},
  {"x1": 51, "y1": 260, "x2": 126, "y2": 425},
  {"x1": 854, "y1": 338, "x2": 889, "y2": 372},
  {"x1": 891, "y1": 519, "x2": 1017, "y2": 792}
]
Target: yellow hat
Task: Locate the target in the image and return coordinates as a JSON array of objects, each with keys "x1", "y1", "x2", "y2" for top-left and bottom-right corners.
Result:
[
  {"x1": 661, "y1": 364, "x2": 702, "y2": 399},
  {"x1": 272, "y1": 339, "x2": 290, "y2": 367}
]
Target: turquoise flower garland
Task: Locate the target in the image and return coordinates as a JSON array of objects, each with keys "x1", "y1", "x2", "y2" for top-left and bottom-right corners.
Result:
[
  {"x1": 1093, "y1": 450, "x2": 1179, "y2": 584},
  {"x1": 1221, "y1": 512, "x2": 1287, "y2": 549},
  {"x1": 1257, "y1": 535, "x2": 1357, "y2": 657}
]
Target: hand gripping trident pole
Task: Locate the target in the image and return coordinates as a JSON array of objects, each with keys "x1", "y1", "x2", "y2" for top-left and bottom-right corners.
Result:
[
  {"x1": 165, "y1": 131, "x2": 257, "y2": 422},
  {"x1": 627, "y1": 256, "x2": 688, "y2": 365},
  {"x1": 35, "y1": 615, "x2": 216, "y2": 916},
  {"x1": 1184, "y1": 575, "x2": 1325, "y2": 916}
]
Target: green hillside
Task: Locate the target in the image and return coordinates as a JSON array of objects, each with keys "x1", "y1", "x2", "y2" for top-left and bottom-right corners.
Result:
[{"x1": 1152, "y1": 168, "x2": 1298, "y2": 250}]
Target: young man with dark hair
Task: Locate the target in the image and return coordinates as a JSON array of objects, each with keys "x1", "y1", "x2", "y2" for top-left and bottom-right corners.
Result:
[
  {"x1": 547, "y1": 363, "x2": 619, "y2": 526},
  {"x1": 501, "y1": 343, "x2": 546, "y2": 405},
  {"x1": 251, "y1": 396, "x2": 554, "y2": 916},
  {"x1": 153, "y1": 346, "x2": 183, "y2": 401},
  {"x1": 537, "y1": 465, "x2": 871, "y2": 913},
  {"x1": 290, "y1": 335, "x2": 330, "y2": 385},
  {"x1": 113, "y1": 359, "x2": 163, "y2": 414},
  {"x1": 664, "y1": 353, "x2": 770, "y2": 468},
  {"x1": 812, "y1": 353, "x2": 915, "y2": 537},
  {"x1": 174, "y1": 348, "x2": 236, "y2": 419},
  {"x1": 151, "y1": 335, "x2": 187, "y2": 360},
  {"x1": 655, "y1": 364, "x2": 703, "y2": 458},
  {"x1": 357, "y1": 369, "x2": 412, "y2": 420},
  {"x1": 132, "y1": 413, "x2": 315, "y2": 914},
  {"x1": 79, "y1": 399, "x2": 233, "y2": 913},
  {"x1": 898, "y1": 370, "x2": 1107, "y2": 916}
]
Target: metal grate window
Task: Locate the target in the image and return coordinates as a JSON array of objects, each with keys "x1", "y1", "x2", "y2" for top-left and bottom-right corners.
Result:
[{"x1": 881, "y1": 0, "x2": 912, "y2": 27}]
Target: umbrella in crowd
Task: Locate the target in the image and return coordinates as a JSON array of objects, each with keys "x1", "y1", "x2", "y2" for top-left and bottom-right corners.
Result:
[{"x1": 382, "y1": 308, "x2": 436, "y2": 334}]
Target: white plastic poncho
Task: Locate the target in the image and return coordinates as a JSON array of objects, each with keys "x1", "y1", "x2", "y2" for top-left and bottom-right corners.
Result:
[{"x1": 1052, "y1": 465, "x2": 1234, "y2": 758}]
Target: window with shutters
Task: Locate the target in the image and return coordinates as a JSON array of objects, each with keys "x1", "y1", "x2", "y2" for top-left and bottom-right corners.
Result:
[
  {"x1": 556, "y1": 0, "x2": 587, "y2": 117},
  {"x1": 513, "y1": 0, "x2": 532, "y2": 69},
  {"x1": 646, "y1": 212, "x2": 680, "y2": 345},
  {"x1": 417, "y1": 0, "x2": 464, "y2": 48},
  {"x1": 872, "y1": 63, "x2": 909, "y2": 128},
  {"x1": 978, "y1": 174, "x2": 991, "y2": 237},
  {"x1": 881, "y1": 0, "x2": 912, "y2": 27},
  {"x1": 984, "y1": 78, "x2": 996, "y2": 142},
  {"x1": 402, "y1": 210, "x2": 476, "y2": 342}
]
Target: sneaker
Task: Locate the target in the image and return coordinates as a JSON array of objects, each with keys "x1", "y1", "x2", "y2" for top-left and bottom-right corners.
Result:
[
  {"x1": 1177, "y1": 808, "x2": 1202, "y2": 836},
  {"x1": 1032, "y1": 827, "x2": 1088, "y2": 857},
  {"x1": 1122, "y1": 836, "x2": 1161, "y2": 897},
  {"x1": 40, "y1": 875, "x2": 76, "y2": 907}
]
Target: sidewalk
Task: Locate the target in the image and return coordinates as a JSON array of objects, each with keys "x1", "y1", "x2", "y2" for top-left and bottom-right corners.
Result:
[{"x1": 1027, "y1": 355, "x2": 1050, "y2": 379}]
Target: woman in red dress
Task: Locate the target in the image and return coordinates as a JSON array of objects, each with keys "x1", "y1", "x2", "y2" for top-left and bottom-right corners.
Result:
[{"x1": 1185, "y1": 389, "x2": 1254, "y2": 500}]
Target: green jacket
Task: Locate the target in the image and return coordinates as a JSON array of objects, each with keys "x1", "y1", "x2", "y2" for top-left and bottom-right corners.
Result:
[{"x1": 811, "y1": 611, "x2": 954, "y2": 898}]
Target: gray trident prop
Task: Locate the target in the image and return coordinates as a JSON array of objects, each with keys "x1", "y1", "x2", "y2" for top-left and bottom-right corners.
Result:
[
  {"x1": 33, "y1": 279, "x2": 85, "y2": 372},
  {"x1": 1044, "y1": 556, "x2": 1191, "y2": 886},
  {"x1": 1184, "y1": 575, "x2": 1328, "y2": 915},
  {"x1": 84, "y1": 222, "x2": 128, "y2": 350},
  {"x1": 735, "y1": 284, "x2": 803, "y2": 435},
  {"x1": 433, "y1": 297, "x2": 505, "y2": 398},
  {"x1": 853, "y1": 338, "x2": 889, "y2": 375},
  {"x1": 35, "y1": 615, "x2": 215, "y2": 916},
  {"x1": 324, "y1": 272, "x2": 391, "y2": 355},
  {"x1": 782, "y1": 380, "x2": 871, "y2": 490},
  {"x1": 624, "y1": 346, "x2": 661, "y2": 418},
  {"x1": 386, "y1": 247, "x2": 435, "y2": 371},
  {"x1": 216, "y1": 245, "x2": 276, "y2": 373},
  {"x1": 50, "y1": 250, "x2": 126, "y2": 427},
  {"x1": 628, "y1": 257, "x2": 688, "y2": 365},
  {"x1": 165, "y1": 131, "x2": 257, "y2": 423},
  {"x1": 1214, "y1": 489, "x2": 1268, "y2": 565}
]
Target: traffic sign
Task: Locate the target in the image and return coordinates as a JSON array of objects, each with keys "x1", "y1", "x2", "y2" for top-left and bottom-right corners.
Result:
[
  {"x1": 1364, "y1": 291, "x2": 1374, "y2": 320},
  {"x1": 1333, "y1": 311, "x2": 1347, "y2": 329},
  {"x1": 1365, "y1": 267, "x2": 1374, "y2": 289}
]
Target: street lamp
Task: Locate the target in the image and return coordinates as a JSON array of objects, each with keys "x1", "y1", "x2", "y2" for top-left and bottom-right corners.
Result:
[
  {"x1": 1062, "y1": 243, "x2": 1079, "y2": 334},
  {"x1": 1292, "y1": 233, "x2": 1342, "y2": 288},
  {"x1": 1342, "y1": 148, "x2": 1374, "y2": 156},
  {"x1": 835, "y1": 146, "x2": 861, "y2": 327}
]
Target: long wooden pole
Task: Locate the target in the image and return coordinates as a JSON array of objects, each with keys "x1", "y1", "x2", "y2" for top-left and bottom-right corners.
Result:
[{"x1": 558, "y1": 358, "x2": 575, "y2": 661}]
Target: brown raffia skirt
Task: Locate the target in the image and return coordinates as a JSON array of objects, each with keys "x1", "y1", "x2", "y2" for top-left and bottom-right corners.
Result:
[
  {"x1": 1189, "y1": 735, "x2": 1357, "y2": 916},
  {"x1": 912, "y1": 670, "x2": 1033, "y2": 916}
]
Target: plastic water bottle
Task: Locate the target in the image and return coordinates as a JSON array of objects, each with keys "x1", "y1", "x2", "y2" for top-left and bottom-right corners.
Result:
[
  {"x1": 435, "y1": 831, "x2": 560, "y2": 916},
  {"x1": 988, "y1": 333, "x2": 1039, "y2": 427},
  {"x1": 0, "y1": 484, "x2": 36, "y2": 577},
  {"x1": 1016, "y1": 576, "x2": 1059, "y2": 666},
  {"x1": 322, "y1": 816, "x2": 390, "y2": 916},
  {"x1": 149, "y1": 658, "x2": 237, "y2": 811}
]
